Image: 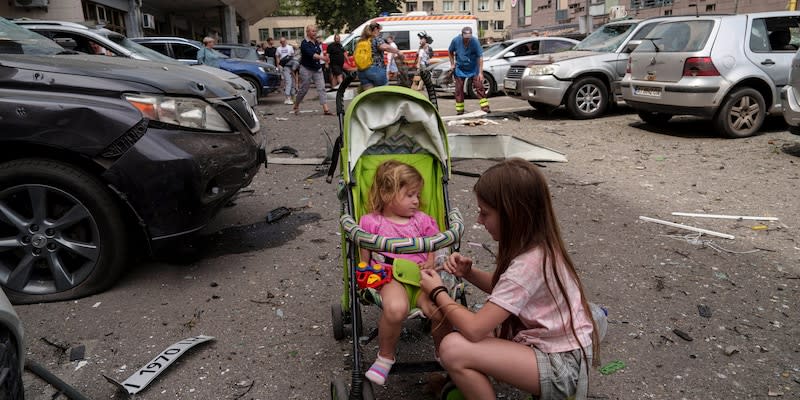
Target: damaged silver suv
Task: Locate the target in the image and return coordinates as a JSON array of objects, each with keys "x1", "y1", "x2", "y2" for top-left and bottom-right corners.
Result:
[{"x1": 622, "y1": 12, "x2": 800, "y2": 138}]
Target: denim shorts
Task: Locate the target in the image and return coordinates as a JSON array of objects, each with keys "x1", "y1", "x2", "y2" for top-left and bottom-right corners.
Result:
[{"x1": 358, "y1": 65, "x2": 387, "y2": 87}]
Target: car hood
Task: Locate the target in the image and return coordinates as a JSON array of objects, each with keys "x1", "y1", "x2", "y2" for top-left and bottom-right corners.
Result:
[
  {"x1": 222, "y1": 58, "x2": 279, "y2": 73},
  {"x1": 522, "y1": 50, "x2": 599, "y2": 65},
  {"x1": 0, "y1": 55, "x2": 239, "y2": 98}
]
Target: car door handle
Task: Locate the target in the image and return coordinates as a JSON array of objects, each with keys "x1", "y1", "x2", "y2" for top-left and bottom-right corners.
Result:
[{"x1": 761, "y1": 59, "x2": 776, "y2": 65}]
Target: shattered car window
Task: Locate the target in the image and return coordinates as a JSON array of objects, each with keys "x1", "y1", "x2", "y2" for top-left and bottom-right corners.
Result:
[
  {"x1": 574, "y1": 22, "x2": 636, "y2": 52},
  {"x1": 0, "y1": 17, "x2": 66, "y2": 55}
]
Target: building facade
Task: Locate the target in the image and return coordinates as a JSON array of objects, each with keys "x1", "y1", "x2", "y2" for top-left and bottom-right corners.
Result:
[
  {"x1": 400, "y1": 2, "x2": 511, "y2": 41},
  {"x1": 510, "y1": 0, "x2": 793, "y2": 38},
  {"x1": 1, "y1": 0, "x2": 276, "y2": 43}
]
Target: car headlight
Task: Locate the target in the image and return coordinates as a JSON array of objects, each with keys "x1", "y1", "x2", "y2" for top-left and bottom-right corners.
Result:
[
  {"x1": 264, "y1": 65, "x2": 279, "y2": 74},
  {"x1": 258, "y1": 66, "x2": 266, "y2": 73},
  {"x1": 524, "y1": 65, "x2": 556, "y2": 77},
  {"x1": 124, "y1": 94, "x2": 232, "y2": 132}
]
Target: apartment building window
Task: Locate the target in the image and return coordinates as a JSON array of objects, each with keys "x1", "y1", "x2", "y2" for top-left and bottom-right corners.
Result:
[
  {"x1": 443, "y1": 0, "x2": 454, "y2": 11},
  {"x1": 630, "y1": 0, "x2": 673, "y2": 9},
  {"x1": 83, "y1": 2, "x2": 125, "y2": 33},
  {"x1": 459, "y1": 0, "x2": 470, "y2": 12},
  {"x1": 423, "y1": 1, "x2": 434, "y2": 11},
  {"x1": 493, "y1": 20, "x2": 504, "y2": 30},
  {"x1": 273, "y1": 27, "x2": 305, "y2": 40},
  {"x1": 478, "y1": 0, "x2": 489, "y2": 11},
  {"x1": 407, "y1": 1, "x2": 418, "y2": 11},
  {"x1": 706, "y1": 4, "x2": 715, "y2": 11},
  {"x1": 494, "y1": 0, "x2": 504, "y2": 10},
  {"x1": 478, "y1": 20, "x2": 489, "y2": 31},
  {"x1": 663, "y1": 9, "x2": 672, "y2": 15},
  {"x1": 259, "y1": 29, "x2": 270, "y2": 41}
]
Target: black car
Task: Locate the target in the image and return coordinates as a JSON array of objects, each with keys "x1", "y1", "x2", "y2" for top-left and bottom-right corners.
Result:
[{"x1": 0, "y1": 18, "x2": 266, "y2": 304}]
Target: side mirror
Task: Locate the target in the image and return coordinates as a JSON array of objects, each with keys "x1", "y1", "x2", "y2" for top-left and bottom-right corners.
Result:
[
  {"x1": 625, "y1": 40, "x2": 642, "y2": 53},
  {"x1": 503, "y1": 51, "x2": 516, "y2": 58}
]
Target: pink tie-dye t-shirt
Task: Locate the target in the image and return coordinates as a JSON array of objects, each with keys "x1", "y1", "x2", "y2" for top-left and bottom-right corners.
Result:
[
  {"x1": 488, "y1": 246, "x2": 594, "y2": 354},
  {"x1": 359, "y1": 211, "x2": 440, "y2": 266}
]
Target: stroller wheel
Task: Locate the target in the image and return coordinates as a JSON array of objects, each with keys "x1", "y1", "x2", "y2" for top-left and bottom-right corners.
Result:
[
  {"x1": 362, "y1": 378, "x2": 376, "y2": 400},
  {"x1": 330, "y1": 377, "x2": 349, "y2": 400},
  {"x1": 331, "y1": 303, "x2": 345, "y2": 340}
]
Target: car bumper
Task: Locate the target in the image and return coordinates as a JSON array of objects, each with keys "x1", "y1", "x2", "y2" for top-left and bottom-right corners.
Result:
[
  {"x1": 504, "y1": 75, "x2": 570, "y2": 106},
  {"x1": 103, "y1": 113, "x2": 266, "y2": 243},
  {"x1": 621, "y1": 79, "x2": 720, "y2": 117},
  {"x1": 780, "y1": 85, "x2": 800, "y2": 128}
]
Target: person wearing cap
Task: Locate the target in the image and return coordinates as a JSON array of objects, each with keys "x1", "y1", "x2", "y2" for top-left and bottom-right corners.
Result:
[{"x1": 448, "y1": 26, "x2": 490, "y2": 114}]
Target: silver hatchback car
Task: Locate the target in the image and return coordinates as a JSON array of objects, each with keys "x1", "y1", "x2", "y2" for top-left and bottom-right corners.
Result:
[
  {"x1": 622, "y1": 12, "x2": 800, "y2": 138},
  {"x1": 780, "y1": 48, "x2": 800, "y2": 135}
]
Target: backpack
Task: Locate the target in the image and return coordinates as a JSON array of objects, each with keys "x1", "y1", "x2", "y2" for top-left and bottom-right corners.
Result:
[{"x1": 354, "y1": 39, "x2": 373, "y2": 71}]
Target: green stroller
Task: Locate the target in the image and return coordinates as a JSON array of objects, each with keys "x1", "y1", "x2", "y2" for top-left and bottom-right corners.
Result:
[{"x1": 327, "y1": 75, "x2": 465, "y2": 399}]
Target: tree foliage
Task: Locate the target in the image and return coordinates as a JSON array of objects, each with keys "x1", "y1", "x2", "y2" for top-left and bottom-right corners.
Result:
[{"x1": 303, "y1": 0, "x2": 401, "y2": 33}]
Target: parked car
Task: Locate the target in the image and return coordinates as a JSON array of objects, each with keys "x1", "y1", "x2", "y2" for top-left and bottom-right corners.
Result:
[
  {"x1": 132, "y1": 36, "x2": 280, "y2": 98},
  {"x1": 0, "y1": 289, "x2": 24, "y2": 399},
  {"x1": 0, "y1": 17, "x2": 266, "y2": 304},
  {"x1": 430, "y1": 36, "x2": 578, "y2": 97},
  {"x1": 215, "y1": 43, "x2": 261, "y2": 61},
  {"x1": 623, "y1": 12, "x2": 800, "y2": 138},
  {"x1": 781, "y1": 48, "x2": 800, "y2": 135},
  {"x1": 13, "y1": 20, "x2": 259, "y2": 108},
  {"x1": 504, "y1": 16, "x2": 677, "y2": 119}
]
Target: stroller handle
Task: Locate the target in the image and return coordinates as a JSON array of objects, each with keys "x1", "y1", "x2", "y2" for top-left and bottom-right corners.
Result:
[{"x1": 339, "y1": 209, "x2": 464, "y2": 253}]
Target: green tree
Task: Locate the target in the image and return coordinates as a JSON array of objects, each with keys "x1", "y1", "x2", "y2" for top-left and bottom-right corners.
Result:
[{"x1": 303, "y1": 0, "x2": 401, "y2": 33}]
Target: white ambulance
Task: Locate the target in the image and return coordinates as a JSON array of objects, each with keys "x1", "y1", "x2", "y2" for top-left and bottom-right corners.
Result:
[{"x1": 341, "y1": 12, "x2": 478, "y2": 71}]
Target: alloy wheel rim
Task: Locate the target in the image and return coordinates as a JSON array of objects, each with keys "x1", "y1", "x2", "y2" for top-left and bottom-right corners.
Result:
[
  {"x1": 577, "y1": 84, "x2": 601, "y2": 113},
  {"x1": 728, "y1": 95, "x2": 760, "y2": 132},
  {"x1": 0, "y1": 184, "x2": 100, "y2": 295}
]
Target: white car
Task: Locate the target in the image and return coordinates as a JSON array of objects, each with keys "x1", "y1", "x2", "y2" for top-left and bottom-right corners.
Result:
[{"x1": 430, "y1": 37, "x2": 578, "y2": 97}]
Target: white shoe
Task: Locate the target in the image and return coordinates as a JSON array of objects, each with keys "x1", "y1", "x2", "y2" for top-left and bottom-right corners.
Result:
[{"x1": 283, "y1": 98, "x2": 294, "y2": 105}]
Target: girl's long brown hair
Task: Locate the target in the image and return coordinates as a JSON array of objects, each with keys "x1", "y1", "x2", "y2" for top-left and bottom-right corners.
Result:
[{"x1": 474, "y1": 158, "x2": 600, "y2": 366}]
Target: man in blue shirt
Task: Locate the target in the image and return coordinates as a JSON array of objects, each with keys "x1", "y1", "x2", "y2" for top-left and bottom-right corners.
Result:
[{"x1": 448, "y1": 26, "x2": 490, "y2": 115}]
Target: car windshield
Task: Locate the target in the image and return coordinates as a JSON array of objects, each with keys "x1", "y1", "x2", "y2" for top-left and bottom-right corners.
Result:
[
  {"x1": 106, "y1": 33, "x2": 179, "y2": 62},
  {"x1": 0, "y1": 17, "x2": 67, "y2": 55},
  {"x1": 574, "y1": 22, "x2": 637, "y2": 52},
  {"x1": 483, "y1": 42, "x2": 513, "y2": 58}
]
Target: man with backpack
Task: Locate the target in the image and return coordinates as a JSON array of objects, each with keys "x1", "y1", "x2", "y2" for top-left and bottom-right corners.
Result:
[
  {"x1": 355, "y1": 22, "x2": 402, "y2": 91},
  {"x1": 448, "y1": 26, "x2": 490, "y2": 114}
]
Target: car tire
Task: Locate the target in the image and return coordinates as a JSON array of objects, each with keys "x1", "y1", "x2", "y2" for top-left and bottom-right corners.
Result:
[
  {"x1": 0, "y1": 328, "x2": 23, "y2": 400},
  {"x1": 566, "y1": 77, "x2": 608, "y2": 119},
  {"x1": 789, "y1": 125, "x2": 800, "y2": 136},
  {"x1": 242, "y1": 76, "x2": 261, "y2": 99},
  {"x1": 0, "y1": 159, "x2": 129, "y2": 304},
  {"x1": 467, "y1": 73, "x2": 496, "y2": 98},
  {"x1": 637, "y1": 111, "x2": 673, "y2": 124},
  {"x1": 714, "y1": 87, "x2": 766, "y2": 138}
]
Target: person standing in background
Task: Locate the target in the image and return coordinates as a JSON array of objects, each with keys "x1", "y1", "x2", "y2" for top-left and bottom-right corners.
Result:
[
  {"x1": 327, "y1": 34, "x2": 346, "y2": 90},
  {"x1": 385, "y1": 35, "x2": 399, "y2": 81},
  {"x1": 263, "y1": 37, "x2": 277, "y2": 66},
  {"x1": 294, "y1": 24, "x2": 332, "y2": 116},
  {"x1": 448, "y1": 26, "x2": 490, "y2": 115},
  {"x1": 275, "y1": 37, "x2": 296, "y2": 105},
  {"x1": 197, "y1": 36, "x2": 223, "y2": 68}
]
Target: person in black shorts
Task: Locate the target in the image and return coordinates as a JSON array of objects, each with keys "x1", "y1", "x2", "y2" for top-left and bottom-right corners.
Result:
[{"x1": 327, "y1": 34, "x2": 345, "y2": 90}]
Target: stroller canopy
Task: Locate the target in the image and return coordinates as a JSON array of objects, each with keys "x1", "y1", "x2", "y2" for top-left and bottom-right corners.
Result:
[{"x1": 342, "y1": 86, "x2": 449, "y2": 183}]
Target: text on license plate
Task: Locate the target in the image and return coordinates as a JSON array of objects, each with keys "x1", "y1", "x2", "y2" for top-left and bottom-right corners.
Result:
[
  {"x1": 634, "y1": 86, "x2": 662, "y2": 98},
  {"x1": 504, "y1": 80, "x2": 517, "y2": 90}
]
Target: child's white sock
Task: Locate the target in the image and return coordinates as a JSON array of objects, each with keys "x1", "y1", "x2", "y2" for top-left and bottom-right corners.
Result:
[{"x1": 365, "y1": 354, "x2": 395, "y2": 386}]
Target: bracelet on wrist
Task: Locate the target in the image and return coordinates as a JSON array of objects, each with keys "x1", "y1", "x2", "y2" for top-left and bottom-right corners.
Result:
[{"x1": 428, "y1": 286, "x2": 447, "y2": 303}]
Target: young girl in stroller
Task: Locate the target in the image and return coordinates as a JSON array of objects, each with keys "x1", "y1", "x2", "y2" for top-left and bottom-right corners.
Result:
[{"x1": 358, "y1": 160, "x2": 440, "y2": 385}]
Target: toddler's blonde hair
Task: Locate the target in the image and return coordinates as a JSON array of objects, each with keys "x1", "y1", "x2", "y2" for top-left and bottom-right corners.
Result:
[{"x1": 367, "y1": 160, "x2": 423, "y2": 213}]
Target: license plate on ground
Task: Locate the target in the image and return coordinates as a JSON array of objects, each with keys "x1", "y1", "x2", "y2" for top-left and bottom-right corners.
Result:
[
  {"x1": 504, "y1": 79, "x2": 517, "y2": 90},
  {"x1": 633, "y1": 85, "x2": 662, "y2": 98}
]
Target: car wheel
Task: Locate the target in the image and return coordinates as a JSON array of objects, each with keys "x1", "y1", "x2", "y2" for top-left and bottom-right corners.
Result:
[
  {"x1": 566, "y1": 77, "x2": 608, "y2": 119},
  {"x1": 242, "y1": 76, "x2": 262, "y2": 99},
  {"x1": 0, "y1": 328, "x2": 23, "y2": 400},
  {"x1": 467, "y1": 73, "x2": 495, "y2": 98},
  {"x1": 714, "y1": 87, "x2": 766, "y2": 138},
  {"x1": 789, "y1": 125, "x2": 800, "y2": 136},
  {"x1": 637, "y1": 111, "x2": 673, "y2": 124},
  {"x1": 0, "y1": 159, "x2": 129, "y2": 304}
]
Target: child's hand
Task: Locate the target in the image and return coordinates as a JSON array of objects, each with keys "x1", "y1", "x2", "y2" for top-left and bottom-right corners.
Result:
[
  {"x1": 445, "y1": 252, "x2": 472, "y2": 278},
  {"x1": 420, "y1": 269, "x2": 444, "y2": 293},
  {"x1": 420, "y1": 256, "x2": 435, "y2": 270}
]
